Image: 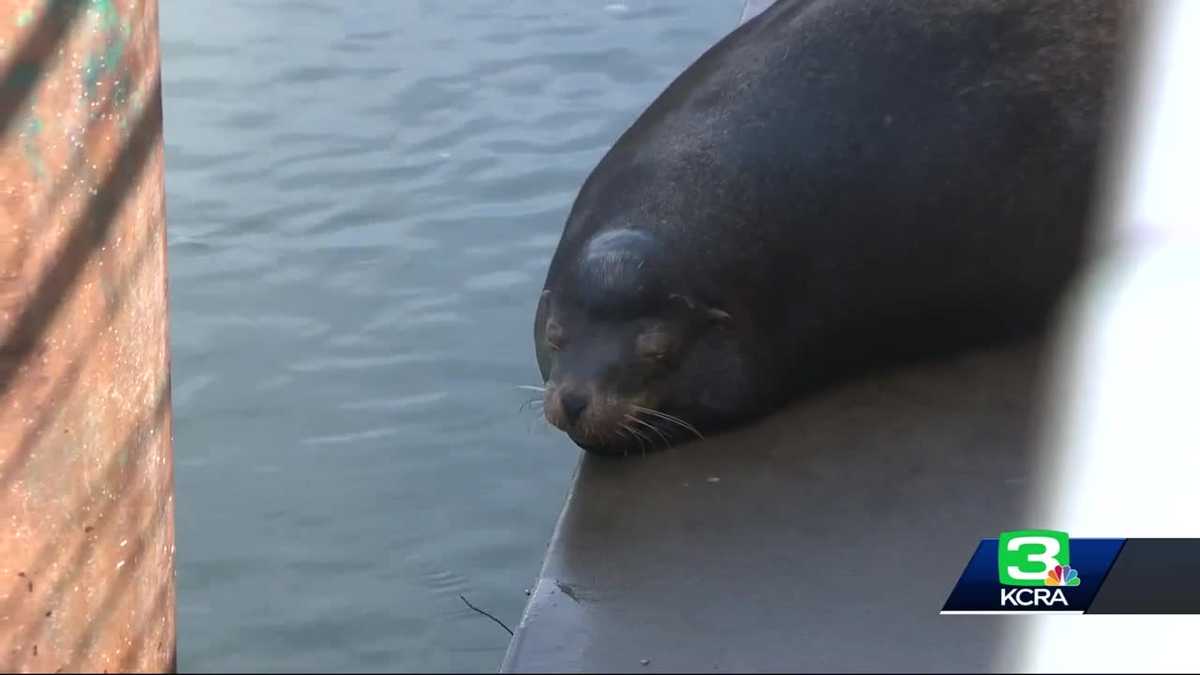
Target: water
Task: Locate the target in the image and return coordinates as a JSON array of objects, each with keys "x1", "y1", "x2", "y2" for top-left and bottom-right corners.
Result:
[{"x1": 160, "y1": 1, "x2": 741, "y2": 671}]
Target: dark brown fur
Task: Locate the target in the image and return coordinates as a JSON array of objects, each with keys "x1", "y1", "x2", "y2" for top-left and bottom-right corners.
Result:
[{"x1": 536, "y1": 0, "x2": 1138, "y2": 454}]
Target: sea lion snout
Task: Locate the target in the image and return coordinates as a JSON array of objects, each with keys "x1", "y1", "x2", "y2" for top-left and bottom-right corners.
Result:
[
  {"x1": 558, "y1": 388, "x2": 590, "y2": 425},
  {"x1": 544, "y1": 382, "x2": 644, "y2": 452}
]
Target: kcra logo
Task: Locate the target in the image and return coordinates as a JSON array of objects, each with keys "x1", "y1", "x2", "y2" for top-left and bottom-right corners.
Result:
[
  {"x1": 999, "y1": 587, "x2": 1069, "y2": 607},
  {"x1": 998, "y1": 529, "x2": 1081, "y2": 608},
  {"x1": 942, "y1": 529, "x2": 1127, "y2": 614}
]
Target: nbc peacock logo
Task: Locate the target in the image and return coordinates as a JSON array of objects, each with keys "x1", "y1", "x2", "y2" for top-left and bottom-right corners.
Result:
[{"x1": 1045, "y1": 563, "x2": 1081, "y2": 587}]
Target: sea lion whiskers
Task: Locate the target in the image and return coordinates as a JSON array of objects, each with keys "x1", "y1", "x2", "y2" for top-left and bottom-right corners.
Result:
[
  {"x1": 516, "y1": 383, "x2": 547, "y2": 416},
  {"x1": 631, "y1": 405, "x2": 704, "y2": 441},
  {"x1": 625, "y1": 413, "x2": 671, "y2": 449},
  {"x1": 619, "y1": 421, "x2": 651, "y2": 456},
  {"x1": 518, "y1": 397, "x2": 544, "y2": 414},
  {"x1": 613, "y1": 427, "x2": 632, "y2": 458}
]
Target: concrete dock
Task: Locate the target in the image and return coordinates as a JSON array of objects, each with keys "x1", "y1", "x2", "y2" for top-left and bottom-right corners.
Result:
[{"x1": 502, "y1": 339, "x2": 1041, "y2": 672}]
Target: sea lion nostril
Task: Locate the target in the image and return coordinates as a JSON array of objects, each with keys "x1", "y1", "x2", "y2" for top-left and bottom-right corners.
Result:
[{"x1": 560, "y1": 391, "x2": 589, "y2": 425}]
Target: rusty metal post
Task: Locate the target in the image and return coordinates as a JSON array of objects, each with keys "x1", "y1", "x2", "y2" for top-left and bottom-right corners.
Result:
[{"x1": 0, "y1": 0, "x2": 174, "y2": 672}]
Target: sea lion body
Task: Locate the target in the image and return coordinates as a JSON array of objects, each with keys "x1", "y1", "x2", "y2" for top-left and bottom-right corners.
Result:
[{"x1": 536, "y1": 0, "x2": 1131, "y2": 453}]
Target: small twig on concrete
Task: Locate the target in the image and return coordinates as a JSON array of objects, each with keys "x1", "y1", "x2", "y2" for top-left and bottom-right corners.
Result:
[{"x1": 459, "y1": 594, "x2": 514, "y2": 636}]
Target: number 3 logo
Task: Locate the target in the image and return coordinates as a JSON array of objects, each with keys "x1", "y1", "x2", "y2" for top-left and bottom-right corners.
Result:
[{"x1": 998, "y1": 530, "x2": 1071, "y2": 586}]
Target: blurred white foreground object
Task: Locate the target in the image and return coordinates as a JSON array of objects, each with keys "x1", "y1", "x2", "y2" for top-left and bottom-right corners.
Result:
[{"x1": 1016, "y1": 0, "x2": 1200, "y2": 671}]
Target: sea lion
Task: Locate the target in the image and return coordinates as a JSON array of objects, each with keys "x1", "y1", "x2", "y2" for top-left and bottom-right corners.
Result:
[{"x1": 534, "y1": 0, "x2": 1133, "y2": 454}]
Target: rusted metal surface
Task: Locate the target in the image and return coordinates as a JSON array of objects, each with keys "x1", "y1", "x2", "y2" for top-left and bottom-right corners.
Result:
[{"x1": 0, "y1": 0, "x2": 175, "y2": 672}]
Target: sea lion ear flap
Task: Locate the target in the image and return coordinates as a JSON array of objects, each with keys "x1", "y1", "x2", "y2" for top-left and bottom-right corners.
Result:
[{"x1": 669, "y1": 293, "x2": 732, "y2": 325}]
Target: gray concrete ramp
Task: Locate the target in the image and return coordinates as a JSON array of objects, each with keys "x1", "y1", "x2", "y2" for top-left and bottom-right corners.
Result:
[{"x1": 502, "y1": 341, "x2": 1039, "y2": 672}]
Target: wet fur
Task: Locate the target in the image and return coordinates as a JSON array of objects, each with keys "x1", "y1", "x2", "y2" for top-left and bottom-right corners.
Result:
[{"x1": 537, "y1": 0, "x2": 1136, "y2": 451}]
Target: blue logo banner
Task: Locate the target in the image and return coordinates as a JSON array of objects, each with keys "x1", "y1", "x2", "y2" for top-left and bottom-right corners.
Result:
[{"x1": 942, "y1": 537, "x2": 1125, "y2": 614}]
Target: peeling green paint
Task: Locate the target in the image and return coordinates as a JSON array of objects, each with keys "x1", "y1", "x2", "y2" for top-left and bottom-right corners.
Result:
[
  {"x1": 119, "y1": 83, "x2": 151, "y2": 140},
  {"x1": 81, "y1": 0, "x2": 131, "y2": 101},
  {"x1": 22, "y1": 115, "x2": 46, "y2": 180}
]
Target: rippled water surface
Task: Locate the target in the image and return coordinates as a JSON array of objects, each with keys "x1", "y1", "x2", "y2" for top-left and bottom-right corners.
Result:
[{"x1": 161, "y1": 1, "x2": 740, "y2": 671}]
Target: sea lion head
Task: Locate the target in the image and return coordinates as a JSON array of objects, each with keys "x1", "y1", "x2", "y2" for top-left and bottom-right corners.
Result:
[{"x1": 534, "y1": 228, "x2": 734, "y2": 454}]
